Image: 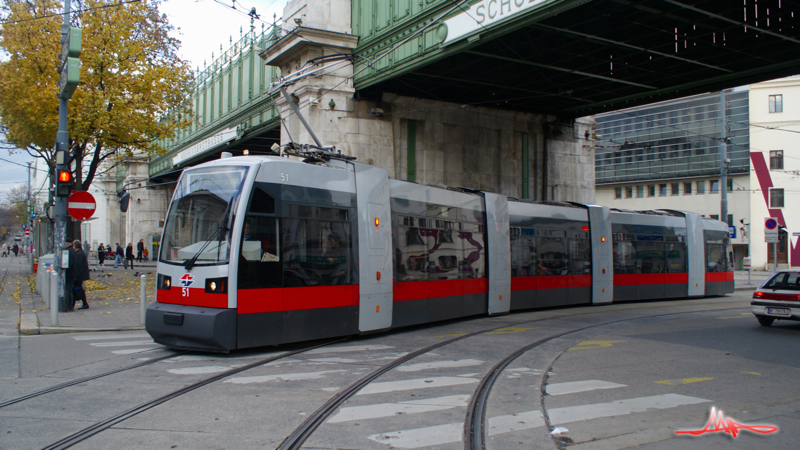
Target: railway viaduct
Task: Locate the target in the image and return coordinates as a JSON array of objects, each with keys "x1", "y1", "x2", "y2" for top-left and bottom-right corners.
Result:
[{"x1": 108, "y1": 0, "x2": 800, "y2": 246}]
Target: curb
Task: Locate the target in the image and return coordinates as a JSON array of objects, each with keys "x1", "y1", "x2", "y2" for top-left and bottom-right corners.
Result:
[
  {"x1": 19, "y1": 313, "x2": 39, "y2": 335},
  {"x1": 735, "y1": 286, "x2": 758, "y2": 291}
]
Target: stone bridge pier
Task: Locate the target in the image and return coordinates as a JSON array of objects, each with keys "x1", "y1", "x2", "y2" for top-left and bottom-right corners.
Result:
[{"x1": 263, "y1": 0, "x2": 595, "y2": 203}]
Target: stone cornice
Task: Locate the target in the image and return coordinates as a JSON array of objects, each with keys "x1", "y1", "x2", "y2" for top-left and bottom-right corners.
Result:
[{"x1": 259, "y1": 26, "x2": 359, "y2": 68}]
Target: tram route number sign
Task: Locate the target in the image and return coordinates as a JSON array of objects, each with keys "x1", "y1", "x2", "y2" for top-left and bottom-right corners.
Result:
[{"x1": 765, "y1": 217, "x2": 779, "y2": 243}]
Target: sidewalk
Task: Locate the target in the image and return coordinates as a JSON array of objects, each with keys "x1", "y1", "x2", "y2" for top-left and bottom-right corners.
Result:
[
  {"x1": 733, "y1": 269, "x2": 773, "y2": 291},
  {"x1": 19, "y1": 257, "x2": 157, "y2": 335}
]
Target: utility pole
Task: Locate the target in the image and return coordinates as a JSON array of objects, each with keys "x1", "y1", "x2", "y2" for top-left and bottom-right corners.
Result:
[
  {"x1": 27, "y1": 162, "x2": 32, "y2": 269},
  {"x1": 53, "y1": 1, "x2": 81, "y2": 312},
  {"x1": 720, "y1": 90, "x2": 728, "y2": 228}
]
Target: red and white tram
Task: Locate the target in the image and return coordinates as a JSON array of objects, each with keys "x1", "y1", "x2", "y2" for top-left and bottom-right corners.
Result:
[{"x1": 146, "y1": 154, "x2": 733, "y2": 352}]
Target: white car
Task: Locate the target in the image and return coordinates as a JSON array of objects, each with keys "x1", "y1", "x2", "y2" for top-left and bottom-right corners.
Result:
[{"x1": 751, "y1": 270, "x2": 800, "y2": 326}]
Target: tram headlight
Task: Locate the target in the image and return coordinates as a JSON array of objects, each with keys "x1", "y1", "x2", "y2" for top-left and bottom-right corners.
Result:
[
  {"x1": 157, "y1": 274, "x2": 172, "y2": 290},
  {"x1": 205, "y1": 277, "x2": 228, "y2": 294}
]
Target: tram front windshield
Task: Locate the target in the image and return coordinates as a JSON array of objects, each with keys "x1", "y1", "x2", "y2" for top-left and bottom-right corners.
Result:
[{"x1": 160, "y1": 166, "x2": 248, "y2": 265}]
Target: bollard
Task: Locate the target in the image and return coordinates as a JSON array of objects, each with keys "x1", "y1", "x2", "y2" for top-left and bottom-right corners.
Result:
[
  {"x1": 50, "y1": 271, "x2": 58, "y2": 327},
  {"x1": 42, "y1": 269, "x2": 50, "y2": 308},
  {"x1": 140, "y1": 273, "x2": 147, "y2": 325}
]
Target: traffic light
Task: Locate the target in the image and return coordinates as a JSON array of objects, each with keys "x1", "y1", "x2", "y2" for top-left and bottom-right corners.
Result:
[
  {"x1": 118, "y1": 190, "x2": 130, "y2": 212},
  {"x1": 56, "y1": 170, "x2": 72, "y2": 197},
  {"x1": 778, "y1": 224, "x2": 787, "y2": 240}
]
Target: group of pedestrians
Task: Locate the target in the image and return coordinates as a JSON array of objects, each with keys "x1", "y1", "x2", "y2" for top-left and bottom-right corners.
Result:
[{"x1": 1, "y1": 243, "x2": 21, "y2": 257}]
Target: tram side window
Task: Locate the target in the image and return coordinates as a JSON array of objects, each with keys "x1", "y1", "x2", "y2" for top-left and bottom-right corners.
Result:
[
  {"x1": 537, "y1": 237, "x2": 568, "y2": 275},
  {"x1": 238, "y1": 215, "x2": 281, "y2": 289},
  {"x1": 664, "y1": 242, "x2": 686, "y2": 273},
  {"x1": 394, "y1": 218, "x2": 434, "y2": 282},
  {"x1": 613, "y1": 238, "x2": 636, "y2": 274},
  {"x1": 634, "y1": 241, "x2": 667, "y2": 273},
  {"x1": 460, "y1": 222, "x2": 485, "y2": 279},
  {"x1": 282, "y1": 212, "x2": 352, "y2": 287},
  {"x1": 705, "y1": 240, "x2": 728, "y2": 273},
  {"x1": 510, "y1": 228, "x2": 536, "y2": 277},
  {"x1": 568, "y1": 238, "x2": 591, "y2": 275}
]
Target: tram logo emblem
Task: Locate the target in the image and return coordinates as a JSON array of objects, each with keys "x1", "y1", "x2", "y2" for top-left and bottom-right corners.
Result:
[
  {"x1": 180, "y1": 273, "x2": 195, "y2": 287},
  {"x1": 676, "y1": 407, "x2": 777, "y2": 438}
]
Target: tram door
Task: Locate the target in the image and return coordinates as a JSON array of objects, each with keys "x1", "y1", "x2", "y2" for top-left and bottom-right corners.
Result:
[
  {"x1": 353, "y1": 163, "x2": 393, "y2": 332},
  {"x1": 484, "y1": 192, "x2": 510, "y2": 315}
]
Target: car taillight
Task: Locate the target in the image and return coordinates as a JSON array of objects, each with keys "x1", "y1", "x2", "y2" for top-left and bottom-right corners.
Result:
[{"x1": 753, "y1": 292, "x2": 764, "y2": 299}]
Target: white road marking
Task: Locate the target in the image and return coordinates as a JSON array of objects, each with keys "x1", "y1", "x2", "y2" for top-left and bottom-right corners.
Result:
[
  {"x1": 112, "y1": 348, "x2": 156, "y2": 355},
  {"x1": 328, "y1": 395, "x2": 469, "y2": 423},
  {"x1": 368, "y1": 393, "x2": 709, "y2": 448},
  {"x1": 307, "y1": 344, "x2": 395, "y2": 354},
  {"x1": 308, "y1": 357, "x2": 360, "y2": 364},
  {"x1": 168, "y1": 366, "x2": 233, "y2": 375},
  {"x1": 225, "y1": 369, "x2": 347, "y2": 384},
  {"x1": 545, "y1": 380, "x2": 626, "y2": 396},
  {"x1": 489, "y1": 411, "x2": 545, "y2": 434},
  {"x1": 548, "y1": 393, "x2": 709, "y2": 424},
  {"x1": 90, "y1": 340, "x2": 154, "y2": 347},
  {"x1": 457, "y1": 373, "x2": 480, "y2": 377},
  {"x1": 73, "y1": 333, "x2": 151, "y2": 340},
  {"x1": 369, "y1": 423, "x2": 462, "y2": 448},
  {"x1": 397, "y1": 359, "x2": 483, "y2": 372},
  {"x1": 357, "y1": 377, "x2": 479, "y2": 395}
]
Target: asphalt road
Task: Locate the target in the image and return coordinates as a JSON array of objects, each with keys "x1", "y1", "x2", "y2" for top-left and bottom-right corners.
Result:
[{"x1": 1, "y1": 259, "x2": 798, "y2": 449}]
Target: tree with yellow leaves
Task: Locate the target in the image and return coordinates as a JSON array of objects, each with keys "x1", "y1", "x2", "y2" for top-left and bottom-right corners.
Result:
[{"x1": 0, "y1": 0, "x2": 193, "y2": 190}]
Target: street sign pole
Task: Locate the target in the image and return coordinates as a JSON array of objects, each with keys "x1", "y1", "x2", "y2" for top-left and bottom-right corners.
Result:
[{"x1": 53, "y1": 0, "x2": 80, "y2": 312}]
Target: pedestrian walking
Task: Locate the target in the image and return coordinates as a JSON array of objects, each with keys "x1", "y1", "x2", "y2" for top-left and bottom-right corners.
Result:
[
  {"x1": 137, "y1": 239, "x2": 144, "y2": 262},
  {"x1": 125, "y1": 243, "x2": 135, "y2": 269},
  {"x1": 1, "y1": 243, "x2": 7, "y2": 257},
  {"x1": 143, "y1": 247, "x2": 149, "y2": 262},
  {"x1": 63, "y1": 241, "x2": 76, "y2": 312},
  {"x1": 72, "y1": 240, "x2": 90, "y2": 310},
  {"x1": 97, "y1": 243, "x2": 106, "y2": 267},
  {"x1": 12, "y1": 243, "x2": 19, "y2": 257},
  {"x1": 114, "y1": 243, "x2": 124, "y2": 268}
]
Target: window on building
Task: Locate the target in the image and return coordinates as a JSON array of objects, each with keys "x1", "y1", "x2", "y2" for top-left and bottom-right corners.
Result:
[
  {"x1": 648, "y1": 185, "x2": 655, "y2": 196},
  {"x1": 727, "y1": 178, "x2": 733, "y2": 192},
  {"x1": 637, "y1": 185, "x2": 644, "y2": 198},
  {"x1": 697, "y1": 181, "x2": 705, "y2": 194},
  {"x1": 659, "y1": 184, "x2": 667, "y2": 196},
  {"x1": 710, "y1": 214, "x2": 719, "y2": 220},
  {"x1": 770, "y1": 188, "x2": 784, "y2": 207},
  {"x1": 684, "y1": 182, "x2": 692, "y2": 195},
  {"x1": 626, "y1": 186, "x2": 633, "y2": 198},
  {"x1": 770, "y1": 150, "x2": 784, "y2": 170},
  {"x1": 727, "y1": 214, "x2": 733, "y2": 226},
  {"x1": 615, "y1": 187, "x2": 622, "y2": 199},
  {"x1": 710, "y1": 180, "x2": 719, "y2": 193},
  {"x1": 769, "y1": 94, "x2": 783, "y2": 113},
  {"x1": 671, "y1": 183, "x2": 680, "y2": 195}
]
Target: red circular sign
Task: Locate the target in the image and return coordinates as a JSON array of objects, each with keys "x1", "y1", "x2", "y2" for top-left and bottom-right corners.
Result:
[{"x1": 67, "y1": 191, "x2": 96, "y2": 221}]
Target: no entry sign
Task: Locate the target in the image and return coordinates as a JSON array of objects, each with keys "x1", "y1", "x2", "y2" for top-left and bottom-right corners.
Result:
[{"x1": 67, "y1": 191, "x2": 96, "y2": 221}]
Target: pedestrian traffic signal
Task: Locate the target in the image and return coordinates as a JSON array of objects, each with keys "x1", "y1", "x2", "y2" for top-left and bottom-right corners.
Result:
[{"x1": 56, "y1": 170, "x2": 72, "y2": 197}]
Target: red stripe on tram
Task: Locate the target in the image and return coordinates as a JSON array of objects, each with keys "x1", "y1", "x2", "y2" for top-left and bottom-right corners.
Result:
[
  {"x1": 511, "y1": 275, "x2": 592, "y2": 291},
  {"x1": 705, "y1": 272, "x2": 733, "y2": 283},
  {"x1": 157, "y1": 287, "x2": 228, "y2": 308},
  {"x1": 237, "y1": 285, "x2": 359, "y2": 314},
  {"x1": 393, "y1": 279, "x2": 488, "y2": 302}
]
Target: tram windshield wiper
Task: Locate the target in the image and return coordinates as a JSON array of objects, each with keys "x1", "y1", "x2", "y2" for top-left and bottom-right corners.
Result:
[{"x1": 183, "y1": 201, "x2": 233, "y2": 270}]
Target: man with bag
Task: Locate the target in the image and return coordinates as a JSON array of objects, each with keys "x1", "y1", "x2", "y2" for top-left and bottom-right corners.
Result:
[{"x1": 72, "y1": 240, "x2": 90, "y2": 310}]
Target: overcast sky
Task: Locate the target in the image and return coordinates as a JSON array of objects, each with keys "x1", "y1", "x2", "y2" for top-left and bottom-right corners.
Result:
[{"x1": 1, "y1": 0, "x2": 286, "y2": 203}]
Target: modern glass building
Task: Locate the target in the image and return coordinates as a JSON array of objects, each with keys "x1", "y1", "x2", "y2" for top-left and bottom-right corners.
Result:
[{"x1": 594, "y1": 89, "x2": 749, "y2": 185}]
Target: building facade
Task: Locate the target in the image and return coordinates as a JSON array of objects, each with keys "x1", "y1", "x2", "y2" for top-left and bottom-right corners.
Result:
[{"x1": 594, "y1": 79, "x2": 799, "y2": 269}]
